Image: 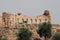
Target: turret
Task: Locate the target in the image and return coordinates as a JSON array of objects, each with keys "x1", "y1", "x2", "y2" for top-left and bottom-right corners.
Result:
[
  {"x1": 17, "y1": 13, "x2": 21, "y2": 15},
  {"x1": 43, "y1": 10, "x2": 50, "y2": 16},
  {"x1": 43, "y1": 10, "x2": 52, "y2": 23}
]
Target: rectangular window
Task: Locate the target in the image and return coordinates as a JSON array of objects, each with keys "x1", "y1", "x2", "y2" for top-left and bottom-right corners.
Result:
[
  {"x1": 22, "y1": 18, "x2": 24, "y2": 23},
  {"x1": 35, "y1": 19, "x2": 37, "y2": 22},
  {"x1": 45, "y1": 19, "x2": 48, "y2": 22},
  {"x1": 39, "y1": 19, "x2": 41, "y2": 22},
  {"x1": 4, "y1": 18, "x2": 5, "y2": 22},
  {"x1": 17, "y1": 18, "x2": 19, "y2": 23},
  {"x1": 31, "y1": 19, "x2": 33, "y2": 22},
  {"x1": 11, "y1": 18, "x2": 14, "y2": 25}
]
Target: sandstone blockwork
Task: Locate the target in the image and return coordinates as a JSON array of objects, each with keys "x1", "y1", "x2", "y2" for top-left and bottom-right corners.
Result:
[{"x1": 0, "y1": 10, "x2": 60, "y2": 40}]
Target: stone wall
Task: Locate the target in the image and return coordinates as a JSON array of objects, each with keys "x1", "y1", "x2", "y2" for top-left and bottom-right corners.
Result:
[
  {"x1": 1, "y1": 23, "x2": 60, "y2": 40},
  {"x1": 0, "y1": 10, "x2": 60, "y2": 40}
]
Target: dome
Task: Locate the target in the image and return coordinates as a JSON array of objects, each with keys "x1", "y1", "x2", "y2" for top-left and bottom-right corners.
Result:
[{"x1": 43, "y1": 10, "x2": 50, "y2": 16}]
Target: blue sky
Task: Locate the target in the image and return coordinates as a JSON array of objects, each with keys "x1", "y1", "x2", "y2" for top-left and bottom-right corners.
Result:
[{"x1": 0, "y1": 0, "x2": 60, "y2": 24}]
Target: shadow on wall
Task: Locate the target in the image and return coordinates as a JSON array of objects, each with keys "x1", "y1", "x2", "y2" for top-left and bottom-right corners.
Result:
[{"x1": 34, "y1": 38, "x2": 41, "y2": 40}]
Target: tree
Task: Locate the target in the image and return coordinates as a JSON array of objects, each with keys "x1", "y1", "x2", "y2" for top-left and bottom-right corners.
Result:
[
  {"x1": 17, "y1": 28, "x2": 32, "y2": 40},
  {"x1": 52, "y1": 33, "x2": 60, "y2": 40},
  {"x1": 37, "y1": 22, "x2": 52, "y2": 40}
]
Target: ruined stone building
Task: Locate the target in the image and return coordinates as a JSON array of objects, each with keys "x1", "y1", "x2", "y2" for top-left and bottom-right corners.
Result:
[
  {"x1": 2, "y1": 10, "x2": 51, "y2": 26},
  {"x1": 0, "y1": 10, "x2": 60, "y2": 40}
]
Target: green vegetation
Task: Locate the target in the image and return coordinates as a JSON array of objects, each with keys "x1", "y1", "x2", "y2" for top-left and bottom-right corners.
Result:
[
  {"x1": 17, "y1": 28, "x2": 32, "y2": 40},
  {"x1": 52, "y1": 33, "x2": 60, "y2": 40},
  {"x1": 37, "y1": 22, "x2": 52, "y2": 40}
]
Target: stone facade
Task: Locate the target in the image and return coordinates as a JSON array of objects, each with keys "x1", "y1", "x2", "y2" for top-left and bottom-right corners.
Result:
[
  {"x1": 0, "y1": 10, "x2": 60, "y2": 40},
  {"x1": 52, "y1": 24, "x2": 60, "y2": 34},
  {"x1": 0, "y1": 16, "x2": 2, "y2": 26},
  {"x1": 2, "y1": 10, "x2": 51, "y2": 26}
]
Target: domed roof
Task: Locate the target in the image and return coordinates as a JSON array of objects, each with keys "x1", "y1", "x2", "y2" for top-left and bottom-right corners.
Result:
[
  {"x1": 43, "y1": 10, "x2": 50, "y2": 16},
  {"x1": 17, "y1": 13, "x2": 22, "y2": 15}
]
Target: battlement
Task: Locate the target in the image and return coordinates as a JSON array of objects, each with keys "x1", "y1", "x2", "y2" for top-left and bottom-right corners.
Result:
[
  {"x1": 0, "y1": 10, "x2": 52, "y2": 40},
  {"x1": 1, "y1": 10, "x2": 52, "y2": 27}
]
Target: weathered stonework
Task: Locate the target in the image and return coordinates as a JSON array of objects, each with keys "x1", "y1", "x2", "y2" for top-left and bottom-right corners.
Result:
[{"x1": 0, "y1": 10, "x2": 60, "y2": 40}]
